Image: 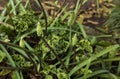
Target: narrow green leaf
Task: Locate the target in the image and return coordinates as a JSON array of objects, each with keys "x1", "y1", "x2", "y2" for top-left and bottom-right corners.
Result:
[
  {"x1": 77, "y1": 22, "x2": 87, "y2": 38},
  {"x1": 10, "y1": 0, "x2": 16, "y2": 15},
  {"x1": 10, "y1": 46, "x2": 29, "y2": 59},
  {"x1": 87, "y1": 70, "x2": 109, "y2": 78},
  {"x1": 0, "y1": 44, "x2": 21, "y2": 79},
  {"x1": 76, "y1": 70, "x2": 109, "y2": 79},
  {"x1": 0, "y1": 50, "x2": 6, "y2": 62},
  {"x1": 117, "y1": 62, "x2": 120, "y2": 74},
  {"x1": 82, "y1": 58, "x2": 92, "y2": 79},
  {"x1": 69, "y1": 44, "x2": 119, "y2": 76}
]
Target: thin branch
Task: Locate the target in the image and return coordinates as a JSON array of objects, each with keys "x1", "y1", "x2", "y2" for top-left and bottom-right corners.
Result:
[{"x1": 0, "y1": 66, "x2": 32, "y2": 71}]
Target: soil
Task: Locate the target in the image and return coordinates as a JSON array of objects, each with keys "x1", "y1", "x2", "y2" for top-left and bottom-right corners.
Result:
[{"x1": 0, "y1": 0, "x2": 113, "y2": 35}]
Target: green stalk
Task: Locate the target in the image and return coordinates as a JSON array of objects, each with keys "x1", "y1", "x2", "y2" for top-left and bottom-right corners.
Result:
[{"x1": 0, "y1": 44, "x2": 21, "y2": 79}]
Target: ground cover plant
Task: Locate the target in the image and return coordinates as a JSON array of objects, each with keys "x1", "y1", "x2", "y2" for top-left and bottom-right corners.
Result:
[{"x1": 0, "y1": 0, "x2": 120, "y2": 79}]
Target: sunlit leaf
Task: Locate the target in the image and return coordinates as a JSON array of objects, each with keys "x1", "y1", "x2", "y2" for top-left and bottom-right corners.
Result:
[
  {"x1": 45, "y1": 75, "x2": 53, "y2": 79},
  {"x1": 0, "y1": 69, "x2": 11, "y2": 76},
  {"x1": 0, "y1": 50, "x2": 6, "y2": 62}
]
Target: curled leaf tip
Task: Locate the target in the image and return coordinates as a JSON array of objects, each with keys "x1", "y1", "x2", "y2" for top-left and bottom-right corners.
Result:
[
  {"x1": 72, "y1": 34, "x2": 78, "y2": 46},
  {"x1": 19, "y1": 38, "x2": 25, "y2": 48},
  {"x1": 36, "y1": 22, "x2": 43, "y2": 36}
]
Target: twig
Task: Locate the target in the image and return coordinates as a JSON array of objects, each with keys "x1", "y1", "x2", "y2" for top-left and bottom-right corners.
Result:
[{"x1": 0, "y1": 66, "x2": 32, "y2": 71}]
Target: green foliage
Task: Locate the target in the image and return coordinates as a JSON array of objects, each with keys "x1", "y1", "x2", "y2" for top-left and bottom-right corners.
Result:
[
  {"x1": 37, "y1": 29, "x2": 70, "y2": 60},
  {"x1": 13, "y1": 11, "x2": 38, "y2": 33},
  {"x1": 79, "y1": 39, "x2": 93, "y2": 53},
  {"x1": 0, "y1": 0, "x2": 120, "y2": 79},
  {"x1": 105, "y1": 1, "x2": 120, "y2": 39},
  {"x1": 0, "y1": 33, "x2": 10, "y2": 42},
  {"x1": 0, "y1": 69, "x2": 11, "y2": 76},
  {"x1": 45, "y1": 75, "x2": 53, "y2": 79},
  {"x1": 72, "y1": 34, "x2": 78, "y2": 46},
  {"x1": 42, "y1": 65, "x2": 68, "y2": 79},
  {"x1": 12, "y1": 54, "x2": 33, "y2": 67},
  {"x1": 19, "y1": 38, "x2": 25, "y2": 48},
  {"x1": 36, "y1": 22, "x2": 43, "y2": 36},
  {"x1": 0, "y1": 50, "x2": 6, "y2": 62}
]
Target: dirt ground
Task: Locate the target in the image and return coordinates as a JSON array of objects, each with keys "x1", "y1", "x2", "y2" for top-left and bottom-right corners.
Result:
[{"x1": 0, "y1": 0, "x2": 113, "y2": 35}]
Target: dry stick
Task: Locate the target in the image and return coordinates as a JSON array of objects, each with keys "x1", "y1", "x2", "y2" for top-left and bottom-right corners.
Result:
[
  {"x1": 40, "y1": 36, "x2": 69, "y2": 72},
  {"x1": 0, "y1": 40, "x2": 37, "y2": 73},
  {"x1": 37, "y1": 0, "x2": 48, "y2": 36},
  {"x1": 0, "y1": 66, "x2": 33, "y2": 71}
]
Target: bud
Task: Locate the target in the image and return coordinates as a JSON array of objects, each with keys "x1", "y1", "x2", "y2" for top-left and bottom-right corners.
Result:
[
  {"x1": 55, "y1": 0, "x2": 58, "y2": 5},
  {"x1": 36, "y1": 22, "x2": 43, "y2": 36},
  {"x1": 77, "y1": 15, "x2": 84, "y2": 24},
  {"x1": 19, "y1": 38, "x2": 25, "y2": 48},
  {"x1": 68, "y1": 12, "x2": 75, "y2": 26},
  {"x1": 45, "y1": 75, "x2": 53, "y2": 79},
  {"x1": 4, "y1": 39, "x2": 10, "y2": 42},
  {"x1": 72, "y1": 34, "x2": 78, "y2": 46}
]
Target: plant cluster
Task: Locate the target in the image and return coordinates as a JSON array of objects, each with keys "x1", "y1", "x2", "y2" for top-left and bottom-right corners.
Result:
[{"x1": 0, "y1": 0, "x2": 120, "y2": 79}]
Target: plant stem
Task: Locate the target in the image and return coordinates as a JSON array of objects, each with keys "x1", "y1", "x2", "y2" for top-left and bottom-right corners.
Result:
[{"x1": 0, "y1": 66, "x2": 32, "y2": 71}]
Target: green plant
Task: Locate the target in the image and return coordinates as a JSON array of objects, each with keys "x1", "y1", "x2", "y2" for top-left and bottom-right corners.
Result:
[{"x1": 0, "y1": 0, "x2": 120, "y2": 79}]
